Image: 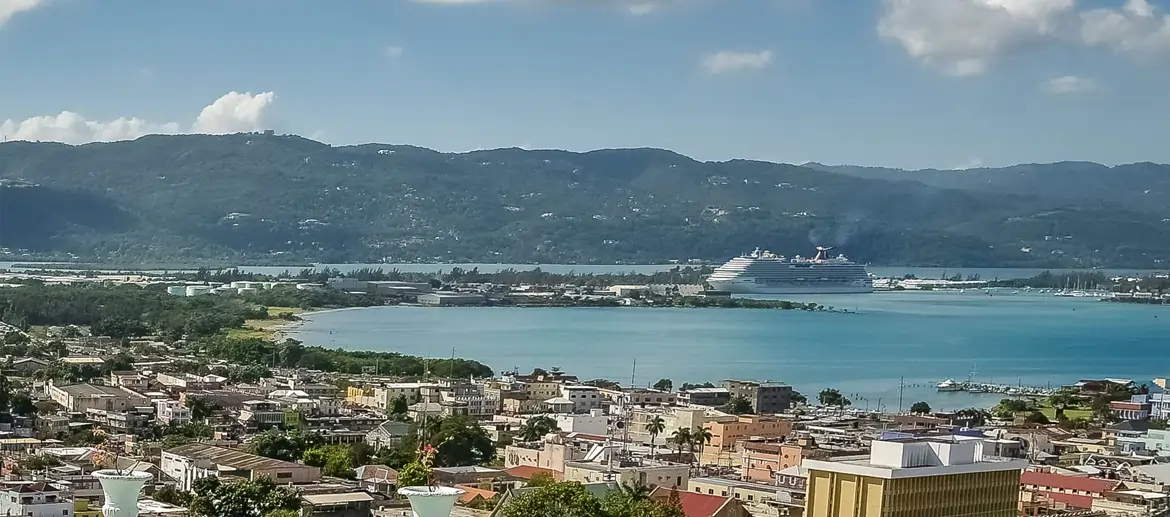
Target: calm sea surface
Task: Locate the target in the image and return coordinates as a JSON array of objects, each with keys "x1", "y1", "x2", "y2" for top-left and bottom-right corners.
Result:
[{"x1": 289, "y1": 291, "x2": 1170, "y2": 412}]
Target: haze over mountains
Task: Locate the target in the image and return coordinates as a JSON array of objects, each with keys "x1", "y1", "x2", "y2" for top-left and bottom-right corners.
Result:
[{"x1": 0, "y1": 134, "x2": 1167, "y2": 268}]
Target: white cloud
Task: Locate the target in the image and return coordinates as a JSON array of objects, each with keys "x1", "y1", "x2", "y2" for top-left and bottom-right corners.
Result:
[
  {"x1": 877, "y1": 0, "x2": 1076, "y2": 76},
  {"x1": 1081, "y1": 0, "x2": 1170, "y2": 55},
  {"x1": 0, "y1": 0, "x2": 47, "y2": 26},
  {"x1": 0, "y1": 113, "x2": 180, "y2": 145},
  {"x1": 192, "y1": 91, "x2": 276, "y2": 134},
  {"x1": 700, "y1": 50, "x2": 774, "y2": 74},
  {"x1": 1042, "y1": 75, "x2": 1097, "y2": 94},
  {"x1": 1, "y1": 91, "x2": 277, "y2": 145},
  {"x1": 384, "y1": 45, "x2": 405, "y2": 59}
]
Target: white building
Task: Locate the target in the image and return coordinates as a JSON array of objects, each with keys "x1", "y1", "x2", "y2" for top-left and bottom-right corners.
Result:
[
  {"x1": 554, "y1": 410, "x2": 609, "y2": 436},
  {"x1": 157, "y1": 400, "x2": 191, "y2": 426},
  {"x1": 0, "y1": 482, "x2": 73, "y2": 517},
  {"x1": 560, "y1": 385, "x2": 603, "y2": 413}
]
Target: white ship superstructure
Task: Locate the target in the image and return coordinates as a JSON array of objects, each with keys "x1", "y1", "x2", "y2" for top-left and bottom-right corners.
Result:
[{"x1": 706, "y1": 246, "x2": 873, "y2": 295}]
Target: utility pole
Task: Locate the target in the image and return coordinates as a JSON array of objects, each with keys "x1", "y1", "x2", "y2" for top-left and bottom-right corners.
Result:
[{"x1": 898, "y1": 377, "x2": 905, "y2": 414}]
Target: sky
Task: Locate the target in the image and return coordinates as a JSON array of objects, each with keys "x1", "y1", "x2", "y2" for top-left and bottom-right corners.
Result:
[{"x1": 1, "y1": 0, "x2": 1169, "y2": 169}]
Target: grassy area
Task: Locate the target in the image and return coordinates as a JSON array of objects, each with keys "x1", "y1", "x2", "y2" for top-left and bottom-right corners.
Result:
[
  {"x1": 1039, "y1": 406, "x2": 1093, "y2": 421},
  {"x1": 226, "y1": 306, "x2": 304, "y2": 340}
]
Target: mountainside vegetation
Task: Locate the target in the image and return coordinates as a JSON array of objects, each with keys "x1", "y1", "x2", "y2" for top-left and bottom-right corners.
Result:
[{"x1": 1, "y1": 134, "x2": 1167, "y2": 267}]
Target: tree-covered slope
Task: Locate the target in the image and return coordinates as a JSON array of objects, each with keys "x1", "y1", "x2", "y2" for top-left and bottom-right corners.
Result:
[{"x1": 0, "y1": 134, "x2": 1166, "y2": 267}]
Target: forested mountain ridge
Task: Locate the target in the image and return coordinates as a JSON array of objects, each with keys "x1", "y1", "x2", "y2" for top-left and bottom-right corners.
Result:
[{"x1": 0, "y1": 134, "x2": 1167, "y2": 268}]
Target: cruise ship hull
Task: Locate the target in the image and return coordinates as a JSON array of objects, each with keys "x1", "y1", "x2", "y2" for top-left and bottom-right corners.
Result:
[{"x1": 707, "y1": 279, "x2": 873, "y2": 295}]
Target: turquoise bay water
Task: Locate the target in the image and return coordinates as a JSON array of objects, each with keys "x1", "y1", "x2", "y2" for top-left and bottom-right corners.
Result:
[{"x1": 290, "y1": 292, "x2": 1170, "y2": 412}]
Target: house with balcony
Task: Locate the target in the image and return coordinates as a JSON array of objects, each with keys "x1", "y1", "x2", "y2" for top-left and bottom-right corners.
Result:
[{"x1": 0, "y1": 482, "x2": 73, "y2": 517}]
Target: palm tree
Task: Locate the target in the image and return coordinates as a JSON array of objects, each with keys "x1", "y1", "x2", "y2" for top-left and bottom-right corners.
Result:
[
  {"x1": 670, "y1": 427, "x2": 692, "y2": 459},
  {"x1": 619, "y1": 482, "x2": 651, "y2": 502},
  {"x1": 692, "y1": 427, "x2": 713, "y2": 465},
  {"x1": 645, "y1": 416, "x2": 666, "y2": 458}
]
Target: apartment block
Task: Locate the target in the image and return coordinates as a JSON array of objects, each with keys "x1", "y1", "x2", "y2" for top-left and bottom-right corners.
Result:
[
  {"x1": 803, "y1": 437, "x2": 1027, "y2": 517},
  {"x1": 724, "y1": 380, "x2": 793, "y2": 414}
]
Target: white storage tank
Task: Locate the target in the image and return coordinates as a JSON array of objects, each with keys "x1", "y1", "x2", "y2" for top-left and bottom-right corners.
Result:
[
  {"x1": 230, "y1": 281, "x2": 249, "y2": 289},
  {"x1": 212, "y1": 287, "x2": 235, "y2": 295},
  {"x1": 237, "y1": 287, "x2": 258, "y2": 295},
  {"x1": 185, "y1": 286, "x2": 212, "y2": 296},
  {"x1": 166, "y1": 286, "x2": 187, "y2": 296}
]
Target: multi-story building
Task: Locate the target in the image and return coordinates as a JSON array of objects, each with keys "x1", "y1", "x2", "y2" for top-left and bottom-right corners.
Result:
[
  {"x1": 560, "y1": 385, "x2": 603, "y2": 413},
  {"x1": 741, "y1": 436, "x2": 848, "y2": 483},
  {"x1": 600, "y1": 388, "x2": 677, "y2": 406},
  {"x1": 84, "y1": 407, "x2": 155, "y2": 434},
  {"x1": 803, "y1": 436, "x2": 1027, "y2": 517},
  {"x1": 48, "y1": 383, "x2": 151, "y2": 413},
  {"x1": 724, "y1": 380, "x2": 793, "y2": 414},
  {"x1": 628, "y1": 407, "x2": 718, "y2": 445},
  {"x1": 108, "y1": 370, "x2": 149, "y2": 391},
  {"x1": 155, "y1": 373, "x2": 226, "y2": 392},
  {"x1": 238, "y1": 400, "x2": 285, "y2": 431},
  {"x1": 346, "y1": 383, "x2": 429, "y2": 411},
  {"x1": 705, "y1": 415, "x2": 792, "y2": 452},
  {"x1": 680, "y1": 387, "x2": 732, "y2": 407},
  {"x1": 156, "y1": 400, "x2": 191, "y2": 426},
  {"x1": 1110, "y1": 395, "x2": 1152, "y2": 421},
  {"x1": 0, "y1": 482, "x2": 73, "y2": 517}
]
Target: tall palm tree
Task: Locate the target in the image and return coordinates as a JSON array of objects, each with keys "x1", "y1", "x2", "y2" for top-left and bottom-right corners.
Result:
[
  {"x1": 670, "y1": 427, "x2": 692, "y2": 459},
  {"x1": 645, "y1": 416, "x2": 666, "y2": 458},
  {"x1": 692, "y1": 427, "x2": 713, "y2": 466}
]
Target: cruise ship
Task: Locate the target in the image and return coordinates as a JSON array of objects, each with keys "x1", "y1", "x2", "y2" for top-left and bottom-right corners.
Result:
[{"x1": 706, "y1": 246, "x2": 873, "y2": 295}]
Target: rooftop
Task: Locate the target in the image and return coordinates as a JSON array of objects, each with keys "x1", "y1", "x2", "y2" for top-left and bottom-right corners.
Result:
[
  {"x1": 55, "y1": 383, "x2": 134, "y2": 398},
  {"x1": 165, "y1": 444, "x2": 317, "y2": 473},
  {"x1": 1021, "y1": 471, "x2": 1120, "y2": 494}
]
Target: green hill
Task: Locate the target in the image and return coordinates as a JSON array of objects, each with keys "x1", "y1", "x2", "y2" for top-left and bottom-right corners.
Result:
[{"x1": 1, "y1": 134, "x2": 1166, "y2": 267}]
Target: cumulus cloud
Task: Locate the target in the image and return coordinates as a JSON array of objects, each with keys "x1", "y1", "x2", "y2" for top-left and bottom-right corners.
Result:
[
  {"x1": 878, "y1": 0, "x2": 1076, "y2": 76},
  {"x1": 1, "y1": 91, "x2": 277, "y2": 145},
  {"x1": 879, "y1": 0, "x2": 1170, "y2": 75},
  {"x1": 700, "y1": 50, "x2": 774, "y2": 74},
  {"x1": 1081, "y1": 0, "x2": 1170, "y2": 55},
  {"x1": 1042, "y1": 75, "x2": 1097, "y2": 94},
  {"x1": 0, "y1": 0, "x2": 47, "y2": 26}
]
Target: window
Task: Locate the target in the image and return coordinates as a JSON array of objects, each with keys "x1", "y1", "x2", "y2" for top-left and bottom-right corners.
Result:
[
  {"x1": 748, "y1": 495, "x2": 754, "y2": 501},
  {"x1": 276, "y1": 472, "x2": 293, "y2": 479}
]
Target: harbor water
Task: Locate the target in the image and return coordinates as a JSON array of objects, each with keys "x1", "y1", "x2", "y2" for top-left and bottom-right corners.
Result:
[{"x1": 289, "y1": 291, "x2": 1170, "y2": 412}]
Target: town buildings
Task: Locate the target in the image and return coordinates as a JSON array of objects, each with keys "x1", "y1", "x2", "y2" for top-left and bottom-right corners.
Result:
[
  {"x1": 724, "y1": 379, "x2": 794, "y2": 414},
  {"x1": 0, "y1": 482, "x2": 74, "y2": 517},
  {"x1": 161, "y1": 444, "x2": 321, "y2": 491}
]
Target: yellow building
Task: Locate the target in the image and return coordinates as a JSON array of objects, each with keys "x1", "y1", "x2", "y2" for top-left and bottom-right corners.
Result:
[{"x1": 803, "y1": 437, "x2": 1027, "y2": 517}]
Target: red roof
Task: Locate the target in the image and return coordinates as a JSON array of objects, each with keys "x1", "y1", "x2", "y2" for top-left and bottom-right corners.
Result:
[
  {"x1": 1038, "y1": 491, "x2": 1096, "y2": 510},
  {"x1": 505, "y1": 466, "x2": 561, "y2": 481},
  {"x1": 453, "y1": 484, "x2": 498, "y2": 504},
  {"x1": 1021, "y1": 471, "x2": 1119, "y2": 495},
  {"x1": 650, "y1": 487, "x2": 730, "y2": 517}
]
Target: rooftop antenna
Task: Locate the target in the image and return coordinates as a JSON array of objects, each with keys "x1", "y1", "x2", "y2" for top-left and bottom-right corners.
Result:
[{"x1": 897, "y1": 377, "x2": 904, "y2": 414}]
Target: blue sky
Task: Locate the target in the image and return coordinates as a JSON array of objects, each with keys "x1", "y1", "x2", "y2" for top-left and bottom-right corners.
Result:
[{"x1": 1, "y1": 0, "x2": 1169, "y2": 169}]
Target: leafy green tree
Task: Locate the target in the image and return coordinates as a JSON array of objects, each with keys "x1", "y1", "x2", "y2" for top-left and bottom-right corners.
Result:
[
  {"x1": 722, "y1": 396, "x2": 753, "y2": 415},
  {"x1": 652, "y1": 379, "x2": 672, "y2": 392},
  {"x1": 992, "y1": 398, "x2": 1030, "y2": 418},
  {"x1": 1024, "y1": 411, "x2": 1050, "y2": 424},
  {"x1": 302, "y1": 445, "x2": 354, "y2": 478},
  {"x1": 499, "y1": 481, "x2": 607, "y2": 517},
  {"x1": 679, "y1": 382, "x2": 715, "y2": 391},
  {"x1": 152, "y1": 485, "x2": 191, "y2": 506},
  {"x1": 669, "y1": 428, "x2": 691, "y2": 459},
  {"x1": 431, "y1": 416, "x2": 495, "y2": 467},
  {"x1": 390, "y1": 395, "x2": 409, "y2": 416},
  {"x1": 520, "y1": 416, "x2": 560, "y2": 442},
  {"x1": 791, "y1": 391, "x2": 808, "y2": 405},
  {"x1": 818, "y1": 389, "x2": 850, "y2": 408},
  {"x1": 1151, "y1": 419, "x2": 1169, "y2": 430},
  {"x1": 909, "y1": 401, "x2": 931, "y2": 414},
  {"x1": 247, "y1": 430, "x2": 321, "y2": 461},
  {"x1": 603, "y1": 483, "x2": 685, "y2": 517},
  {"x1": 527, "y1": 471, "x2": 557, "y2": 488},
  {"x1": 1047, "y1": 391, "x2": 1078, "y2": 420},
  {"x1": 187, "y1": 477, "x2": 299, "y2": 517}
]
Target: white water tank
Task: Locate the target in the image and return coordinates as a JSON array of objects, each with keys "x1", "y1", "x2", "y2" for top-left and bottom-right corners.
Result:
[
  {"x1": 185, "y1": 286, "x2": 212, "y2": 296},
  {"x1": 237, "y1": 287, "x2": 258, "y2": 295},
  {"x1": 166, "y1": 286, "x2": 187, "y2": 296},
  {"x1": 230, "y1": 281, "x2": 249, "y2": 289}
]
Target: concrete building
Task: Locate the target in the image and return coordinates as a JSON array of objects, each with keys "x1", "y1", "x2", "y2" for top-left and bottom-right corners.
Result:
[
  {"x1": 628, "y1": 407, "x2": 716, "y2": 446},
  {"x1": 0, "y1": 482, "x2": 73, "y2": 517},
  {"x1": 108, "y1": 371, "x2": 149, "y2": 391},
  {"x1": 803, "y1": 437, "x2": 1027, "y2": 517},
  {"x1": 365, "y1": 420, "x2": 411, "y2": 450},
  {"x1": 156, "y1": 373, "x2": 226, "y2": 392},
  {"x1": 49, "y1": 383, "x2": 151, "y2": 413},
  {"x1": 724, "y1": 380, "x2": 793, "y2": 414},
  {"x1": 553, "y1": 411, "x2": 609, "y2": 436},
  {"x1": 162, "y1": 444, "x2": 321, "y2": 491},
  {"x1": 741, "y1": 436, "x2": 849, "y2": 484},
  {"x1": 417, "y1": 293, "x2": 484, "y2": 306},
  {"x1": 156, "y1": 400, "x2": 191, "y2": 426},
  {"x1": 705, "y1": 415, "x2": 793, "y2": 452},
  {"x1": 1111, "y1": 395, "x2": 1152, "y2": 421},
  {"x1": 238, "y1": 400, "x2": 286, "y2": 430},
  {"x1": 564, "y1": 458, "x2": 690, "y2": 489},
  {"x1": 346, "y1": 383, "x2": 428, "y2": 411},
  {"x1": 681, "y1": 387, "x2": 732, "y2": 407},
  {"x1": 560, "y1": 385, "x2": 603, "y2": 413},
  {"x1": 600, "y1": 388, "x2": 677, "y2": 406}
]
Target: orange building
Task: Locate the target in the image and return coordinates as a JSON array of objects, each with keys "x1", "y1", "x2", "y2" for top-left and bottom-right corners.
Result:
[
  {"x1": 705, "y1": 415, "x2": 792, "y2": 452},
  {"x1": 742, "y1": 437, "x2": 833, "y2": 483}
]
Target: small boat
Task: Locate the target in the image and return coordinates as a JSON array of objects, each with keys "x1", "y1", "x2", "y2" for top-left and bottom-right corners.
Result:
[{"x1": 937, "y1": 379, "x2": 963, "y2": 392}]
